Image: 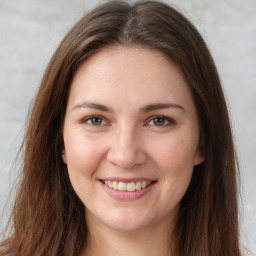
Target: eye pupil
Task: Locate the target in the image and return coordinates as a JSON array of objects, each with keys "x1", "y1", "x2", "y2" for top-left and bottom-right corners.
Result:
[
  {"x1": 91, "y1": 117, "x2": 102, "y2": 125},
  {"x1": 153, "y1": 117, "x2": 165, "y2": 126}
]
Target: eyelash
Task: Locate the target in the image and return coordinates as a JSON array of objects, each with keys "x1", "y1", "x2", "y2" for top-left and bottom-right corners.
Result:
[
  {"x1": 81, "y1": 115, "x2": 108, "y2": 126},
  {"x1": 81, "y1": 115, "x2": 175, "y2": 127},
  {"x1": 146, "y1": 116, "x2": 175, "y2": 127}
]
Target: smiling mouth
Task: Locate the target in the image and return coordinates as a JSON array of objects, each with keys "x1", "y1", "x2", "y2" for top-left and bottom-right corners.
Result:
[{"x1": 101, "y1": 180, "x2": 156, "y2": 192}]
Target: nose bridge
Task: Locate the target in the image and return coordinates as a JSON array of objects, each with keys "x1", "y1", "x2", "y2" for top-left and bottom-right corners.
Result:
[
  {"x1": 118, "y1": 124, "x2": 136, "y2": 151},
  {"x1": 107, "y1": 121, "x2": 146, "y2": 169}
]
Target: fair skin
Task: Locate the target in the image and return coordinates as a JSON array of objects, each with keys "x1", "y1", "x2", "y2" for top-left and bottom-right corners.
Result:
[{"x1": 62, "y1": 46, "x2": 204, "y2": 256}]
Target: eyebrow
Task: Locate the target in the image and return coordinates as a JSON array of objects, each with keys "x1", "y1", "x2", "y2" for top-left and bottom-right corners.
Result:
[
  {"x1": 72, "y1": 102, "x2": 185, "y2": 112},
  {"x1": 72, "y1": 102, "x2": 114, "y2": 112},
  {"x1": 140, "y1": 103, "x2": 185, "y2": 112}
]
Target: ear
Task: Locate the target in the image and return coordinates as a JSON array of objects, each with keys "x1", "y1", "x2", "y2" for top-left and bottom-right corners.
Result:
[
  {"x1": 193, "y1": 143, "x2": 205, "y2": 166},
  {"x1": 62, "y1": 147, "x2": 67, "y2": 164}
]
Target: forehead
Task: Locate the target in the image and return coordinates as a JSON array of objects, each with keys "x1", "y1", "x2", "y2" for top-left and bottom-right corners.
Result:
[{"x1": 68, "y1": 46, "x2": 194, "y2": 111}]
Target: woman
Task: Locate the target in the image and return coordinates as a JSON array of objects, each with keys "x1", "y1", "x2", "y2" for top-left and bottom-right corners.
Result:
[{"x1": 0, "y1": 1, "x2": 242, "y2": 255}]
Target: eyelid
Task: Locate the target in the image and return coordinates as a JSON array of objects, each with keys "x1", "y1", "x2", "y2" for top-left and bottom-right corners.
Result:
[
  {"x1": 145, "y1": 115, "x2": 175, "y2": 127},
  {"x1": 79, "y1": 115, "x2": 175, "y2": 127},
  {"x1": 81, "y1": 115, "x2": 109, "y2": 126}
]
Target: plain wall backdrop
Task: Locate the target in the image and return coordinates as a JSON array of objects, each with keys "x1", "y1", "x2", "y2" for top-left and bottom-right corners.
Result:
[{"x1": 0, "y1": 0, "x2": 255, "y2": 254}]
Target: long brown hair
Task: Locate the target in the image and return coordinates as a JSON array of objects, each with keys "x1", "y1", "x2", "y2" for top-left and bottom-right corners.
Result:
[{"x1": 0, "y1": 1, "x2": 241, "y2": 255}]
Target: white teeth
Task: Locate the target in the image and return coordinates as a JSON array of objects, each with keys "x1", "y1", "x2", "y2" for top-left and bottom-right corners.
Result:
[
  {"x1": 104, "y1": 180, "x2": 152, "y2": 191},
  {"x1": 127, "y1": 182, "x2": 136, "y2": 192},
  {"x1": 118, "y1": 182, "x2": 127, "y2": 191},
  {"x1": 112, "y1": 181, "x2": 118, "y2": 190},
  {"x1": 107, "y1": 181, "x2": 113, "y2": 188},
  {"x1": 135, "y1": 181, "x2": 142, "y2": 190}
]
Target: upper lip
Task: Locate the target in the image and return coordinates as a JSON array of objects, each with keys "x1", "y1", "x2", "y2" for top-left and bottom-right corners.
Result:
[{"x1": 99, "y1": 177, "x2": 156, "y2": 183}]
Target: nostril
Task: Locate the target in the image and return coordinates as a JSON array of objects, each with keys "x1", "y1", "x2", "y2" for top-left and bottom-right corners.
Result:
[{"x1": 107, "y1": 147, "x2": 147, "y2": 169}]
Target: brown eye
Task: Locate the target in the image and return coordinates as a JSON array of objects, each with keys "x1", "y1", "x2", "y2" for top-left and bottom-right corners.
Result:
[
  {"x1": 83, "y1": 116, "x2": 107, "y2": 126},
  {"x1": 91, "y1": 117, "x2": 103, "y2": 125},
  {"x1": 153, "y1": 117, "x2": 165, "y2": 126},
  {"x1": 148, "y1": 116, "x2": 174, "y2": 127}
]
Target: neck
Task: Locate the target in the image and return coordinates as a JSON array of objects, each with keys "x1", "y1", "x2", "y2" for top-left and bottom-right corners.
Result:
[{"x1": 80, "y1": 213, "x2": 175, "y2": 256}]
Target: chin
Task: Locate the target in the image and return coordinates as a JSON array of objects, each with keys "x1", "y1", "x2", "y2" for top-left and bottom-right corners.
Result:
[
  {"x1": 106, "y1": 220, "x2": 148, "y2": 232},
  {"x1": 101, "y1": 210, "x2": 154, "y2": 232}
]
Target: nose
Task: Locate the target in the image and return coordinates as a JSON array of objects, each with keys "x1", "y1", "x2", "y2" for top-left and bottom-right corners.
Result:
[{"x1": 107, "y1": 127, "x2": 147, "y2": 169}]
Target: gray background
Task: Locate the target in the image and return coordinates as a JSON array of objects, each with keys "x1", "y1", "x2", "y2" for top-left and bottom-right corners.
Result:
[{"x1": 0, "y1": 0, "x2": 255, "y2": 254}]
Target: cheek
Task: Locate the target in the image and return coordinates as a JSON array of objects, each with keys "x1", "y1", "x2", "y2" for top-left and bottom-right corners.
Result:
[
  {"x1": 153, "y1": 136, "x2": 196, "y2": 205},
  {"x1": 150, "y1": 132, "x2": 198, "y2": 171},
  {"x1": 64, "y1": 132, "x2": 106, "y2": 178},
  {"x1": 148, "y1": 130, "x2": 198, "y2": 194},
  {"x1": 143, "y1": 134, "x2": 197, "y2": 218},
  {"x1": 63, "y1": 132, "x2": 107, "y2": 205}
]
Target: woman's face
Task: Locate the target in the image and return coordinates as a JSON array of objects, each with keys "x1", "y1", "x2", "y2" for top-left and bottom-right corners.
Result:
[{"x1": 62, "y1": 46, "x2": 204, "y2": 232}]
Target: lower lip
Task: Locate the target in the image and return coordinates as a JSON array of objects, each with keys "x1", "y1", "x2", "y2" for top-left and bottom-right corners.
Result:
[{"x1": 100, "y1": 181, "x2": 156, "y2": 200}]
